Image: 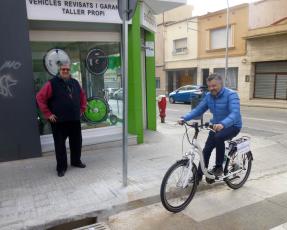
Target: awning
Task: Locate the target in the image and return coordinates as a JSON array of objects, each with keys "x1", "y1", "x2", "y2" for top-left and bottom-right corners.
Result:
[{"x1": 143, "y1": 0, "x2": 186, "y2": 14}]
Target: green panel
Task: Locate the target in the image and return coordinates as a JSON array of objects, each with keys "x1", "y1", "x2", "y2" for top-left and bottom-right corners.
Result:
[
  {"x1": 145, "y1": 31, "x2": 157, "y2": 131},
  {"x1": 128, "y1": 4, "x2": 144, "y2": 143}
]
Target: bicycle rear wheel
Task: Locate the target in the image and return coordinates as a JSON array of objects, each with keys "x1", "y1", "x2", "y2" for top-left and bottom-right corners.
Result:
[
  {"x1": 160, "y1": 159, "x2": 198, "y2": 213},
  {"x1": 225, "y1": 151, "x2": 252, "y2": 189}
]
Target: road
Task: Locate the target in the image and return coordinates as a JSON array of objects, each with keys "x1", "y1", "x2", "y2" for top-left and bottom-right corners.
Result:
[
  {"x1": 165, "y1": 103, "x2": 287, "y2": 138},
  {"x1": 107, "y1": 104, "x2": 287, "y2": 230}
]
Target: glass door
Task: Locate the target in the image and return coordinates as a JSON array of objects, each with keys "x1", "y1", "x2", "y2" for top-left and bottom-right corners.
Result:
[{"x1": 31, "y1": 41, "x2": 122, "y2": 135}]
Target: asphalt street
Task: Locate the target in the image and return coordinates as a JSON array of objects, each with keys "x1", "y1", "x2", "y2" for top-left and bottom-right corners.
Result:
[{"x1": 165, "y1": 102, "x2": 287, "y2": 138}]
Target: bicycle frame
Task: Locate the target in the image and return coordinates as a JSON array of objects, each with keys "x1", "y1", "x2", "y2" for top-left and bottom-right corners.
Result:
[{"x1": 181, "y1": 122, "x2": 248, "y2": 188}]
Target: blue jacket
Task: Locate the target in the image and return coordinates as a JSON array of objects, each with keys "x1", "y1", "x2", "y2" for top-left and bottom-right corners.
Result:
[{"x1": 182, "y1": 87, "x2": 242, "y2": 129}]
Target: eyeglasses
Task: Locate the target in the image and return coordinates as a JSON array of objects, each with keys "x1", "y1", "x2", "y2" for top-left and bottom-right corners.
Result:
[{"x1": 60, "y1": 68, "x2": 70, "y2": 72}]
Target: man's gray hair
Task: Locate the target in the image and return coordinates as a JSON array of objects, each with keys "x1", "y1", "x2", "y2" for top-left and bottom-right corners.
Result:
[
  {"x1": 58, "y1": 61, "x2": 70, "y2": 69},
  {"x1": 206, "y1": 73, "x2": 223, "y2": 83}
]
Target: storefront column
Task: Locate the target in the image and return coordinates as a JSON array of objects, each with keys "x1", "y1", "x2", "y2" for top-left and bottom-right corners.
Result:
[
  {"x1": 128, "y1": 3, "x2": 144, "y2": 143},
  {"x1": 0, "y1": 0, "x2": 41, "y2": 161},
  {"x1": 145, "y1": 31, "x2": 156, "y2": 131}
]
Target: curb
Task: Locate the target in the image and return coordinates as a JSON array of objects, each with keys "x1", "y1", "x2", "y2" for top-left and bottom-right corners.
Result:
[
  {"x1": 241, "y1": 103, "x2": 287, "y2": 109},
  {"x1": 31, "y1": 181, "x2": 224, "y2": 230}
]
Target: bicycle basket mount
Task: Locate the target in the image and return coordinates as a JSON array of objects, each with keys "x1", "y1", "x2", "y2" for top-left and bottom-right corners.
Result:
[{"x1": 233, "y1": 136, "x2": 251, "y2": 155}]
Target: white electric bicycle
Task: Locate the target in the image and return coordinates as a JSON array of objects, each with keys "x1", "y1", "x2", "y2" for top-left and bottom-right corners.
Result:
[{"x1": 160, "y1": 121, "x2": 253, "y2": 213}]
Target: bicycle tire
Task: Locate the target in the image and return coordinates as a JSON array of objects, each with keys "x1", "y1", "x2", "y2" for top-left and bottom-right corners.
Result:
[
  {"x1": 109, "y1": 114, "x2": 118, "y2": 125},
  {"x1": 225, "y1": 151, "x2": 252, "y2": 189},
  {"x1": 160, "y1": 159, "x2": 198, "y2": 213},
  {"x1": 83, "y1": 96, "x2": 109, "y2": 124}
]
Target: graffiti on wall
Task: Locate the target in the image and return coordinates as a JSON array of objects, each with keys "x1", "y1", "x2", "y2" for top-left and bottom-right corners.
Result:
[{"x1": 0, "y1": 61, "x2": 21, "y2": 97}]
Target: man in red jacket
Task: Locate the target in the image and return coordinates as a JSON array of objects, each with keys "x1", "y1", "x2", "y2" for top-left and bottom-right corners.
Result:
[{"x1": 36, "y1": 63, "x2": 87, "y2": 177}]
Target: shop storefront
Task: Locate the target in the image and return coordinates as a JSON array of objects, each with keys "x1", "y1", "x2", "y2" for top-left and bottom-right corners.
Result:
[
  {"x1": 0, "y1": 0, "x2": 185, "y2": 162},
  {"x1": 167, "y1": 68, "x2": 197, "y2": 93}
]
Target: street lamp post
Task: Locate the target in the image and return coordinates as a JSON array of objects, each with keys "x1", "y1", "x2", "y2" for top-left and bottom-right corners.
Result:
[{"x1": 225, "y1": 0, "x2": 230, "y2": 86}]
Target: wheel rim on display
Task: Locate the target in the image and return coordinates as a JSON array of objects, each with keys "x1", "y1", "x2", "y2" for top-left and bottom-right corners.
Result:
[
  {"x1": 43, "y1": 48, "x2": 71, "y2": 76},
  {"x1": 83, "y1": 97, "x2": 109, "y2": 123}
]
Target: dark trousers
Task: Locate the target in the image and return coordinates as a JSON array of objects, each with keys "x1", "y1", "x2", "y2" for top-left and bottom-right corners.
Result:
[
  {"x1": 51, "y1": 121, "x2": 82, "y2": 172},
  {"x1": 198, "y1": 126, "x2": 240, "y2": 177}
]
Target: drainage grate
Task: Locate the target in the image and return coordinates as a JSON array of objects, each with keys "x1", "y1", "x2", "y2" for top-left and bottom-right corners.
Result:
[{"x1": 73, "y1": 222, "x2": 111, "y2": 230}]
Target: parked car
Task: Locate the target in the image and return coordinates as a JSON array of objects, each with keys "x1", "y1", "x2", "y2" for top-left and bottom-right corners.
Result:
[
  {"x1": 106, "y1": 87, "x2": 118, "y2": 99},
  {"x1": 113, "y1": 88, "x2": 123, "y2": 100},
  {"x1": 168, "y1": 85, "x2": 206, "y2": 104}
]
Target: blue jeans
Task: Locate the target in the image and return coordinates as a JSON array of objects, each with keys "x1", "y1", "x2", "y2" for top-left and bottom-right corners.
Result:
[{"x1": 197, "y1": 126, "x2": 240, "y2": 178}]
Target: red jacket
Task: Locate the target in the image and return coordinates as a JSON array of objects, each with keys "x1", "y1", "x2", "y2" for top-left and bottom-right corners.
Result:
[{"x1": 36, "y1": 80, "x2": 87, "y2": 120}]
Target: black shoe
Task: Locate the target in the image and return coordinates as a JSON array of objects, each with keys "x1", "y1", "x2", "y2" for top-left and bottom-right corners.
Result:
[
  {"x1": 71, "y1": 162, "x2": 86, "y2": 168},
  {"x1": 209, "y1": 166, "x2": 223, "y2": 177},
  {"x1": 57, "y1": 171, "x2": 65, "y2": 177},
  {"x1": 206, "y1": 177, "x2": 215, "y2": 184}
]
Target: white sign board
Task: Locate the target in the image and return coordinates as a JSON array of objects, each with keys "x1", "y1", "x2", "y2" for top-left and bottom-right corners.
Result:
[
  {"x1": 26, "y1": 0, "x2": 122, "y2": 24},
  {"x1": 145, "y1": 41, "x2": 155, "y2": 57},
  {"x1": 140, "y1": 2, "x2": 157, "y2": 33}
]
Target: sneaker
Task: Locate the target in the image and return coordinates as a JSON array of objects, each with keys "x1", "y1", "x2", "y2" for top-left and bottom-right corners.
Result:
[{"x1": 209, "y1": 166, "x2": 223, "y2": 177}]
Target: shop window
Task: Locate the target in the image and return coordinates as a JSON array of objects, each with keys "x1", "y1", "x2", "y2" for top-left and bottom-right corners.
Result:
[
  {"x1": 208, "y1": 26, "x2": 234, "y2": 50},
  {"x1": 31, "y1": 41, "x2": 122, "y2": 135},
  {"x1": 213, "y1": 67, "x2": 238, "y2": 90},
  {"x1": 156, "y1": 77, "x2": 160, "y2": 89},
  {"x1": 173, "y1": 38, "x2": 188, "y2": 55}
]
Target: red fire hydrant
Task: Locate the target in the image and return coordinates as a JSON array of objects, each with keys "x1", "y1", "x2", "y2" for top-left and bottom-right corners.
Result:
[{"x1": 157, "y1": 95, "x2": 167, "y2": 123}]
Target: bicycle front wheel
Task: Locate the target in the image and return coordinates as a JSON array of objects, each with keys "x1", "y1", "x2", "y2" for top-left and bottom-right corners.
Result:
[{"x1": 160, "y1": 159, "x2": 198, "y2": 213}]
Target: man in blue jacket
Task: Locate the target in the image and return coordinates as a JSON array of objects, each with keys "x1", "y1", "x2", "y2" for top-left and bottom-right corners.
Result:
[{"x1": 180, "y1": 73, "x2": 242, "y2": 182}]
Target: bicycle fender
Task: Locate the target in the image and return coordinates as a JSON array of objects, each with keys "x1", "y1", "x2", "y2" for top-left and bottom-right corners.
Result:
[
  {"x1": 247, "y1": 151, "x2": 254, "y2": 161},
  {"x1": 176, "y1": 159, "x2": 189, "y2": 165}
]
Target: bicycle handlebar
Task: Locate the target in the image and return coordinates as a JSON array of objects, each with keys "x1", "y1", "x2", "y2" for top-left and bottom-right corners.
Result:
[{"x1": 181, "y1": 121, "x2": 214, "y2": 131}]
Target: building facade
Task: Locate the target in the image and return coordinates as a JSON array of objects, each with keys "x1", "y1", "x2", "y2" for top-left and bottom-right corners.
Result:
[
  {"x1": 156, "y1": 4, "x2": 250, "y2": 101},
  {"x1": 246, "y1": 0, "x2": 287, "y2": 100},
  {"x1": 156, "y1": 0, "x2": 287, "y2": 102},
  {"x1": 0, "y1": 0, "x2": 186, "y2": 162},
  {"x1": 197, "y1": 4, "x2": 250, "y2": 101},
  {"x1": 156, "y1": 5, "x2": 196, "y2": 95}
]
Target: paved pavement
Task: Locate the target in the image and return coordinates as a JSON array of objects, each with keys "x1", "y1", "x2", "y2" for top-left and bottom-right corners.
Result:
[
  {"x1": 240, "y1": 99, "x2": 287, "y2": 109},
  {"x1": 108, "y1": 174, "x2": 287, "y2": 230},
  {"x1": 0, "y1": 107, "x2": 287, "y2": 229}
]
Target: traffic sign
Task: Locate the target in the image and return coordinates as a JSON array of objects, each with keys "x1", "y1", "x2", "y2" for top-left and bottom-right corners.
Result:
[{"x1": 118, "y1": 0, "x2": 138, "y2": 20}]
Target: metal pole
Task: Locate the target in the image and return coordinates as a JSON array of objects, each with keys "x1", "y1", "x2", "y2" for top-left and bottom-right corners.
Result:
[
  {"x1": 225, "y1": 0, "x2": 230, "y2": 86},
  {"x1": 121, "y1": 0, "x2": 128, "y2": 187}
]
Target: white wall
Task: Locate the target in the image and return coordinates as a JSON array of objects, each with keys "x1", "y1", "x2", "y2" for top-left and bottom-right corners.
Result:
[
  {"x1": 249, "y1": 0, "x2": 287, "y2": 29},
  {"x1": 165, "y1": 18, "x2": 198, "y2": 63}
]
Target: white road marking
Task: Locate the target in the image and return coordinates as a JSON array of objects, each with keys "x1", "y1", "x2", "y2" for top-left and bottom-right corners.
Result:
[{"x1": 270, "y1": 222, "x2": 287, "y2": 230}]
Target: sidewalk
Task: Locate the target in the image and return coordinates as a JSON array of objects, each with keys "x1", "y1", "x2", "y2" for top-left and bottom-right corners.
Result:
[
  {"x1": 241, "y1": 99, "x2": 287, "y2": 109},
  {"x1": 0, "y1": 122, "x2": 287, "y2": 230}
]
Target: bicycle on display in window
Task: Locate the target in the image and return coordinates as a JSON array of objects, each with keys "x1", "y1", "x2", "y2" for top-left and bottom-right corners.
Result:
[
  {"x1": 160, "y1": 121, "x2": 253, "y2": 213},
  {"x1": 83, "y1": 48, "x2": 119, "y2": 125}
]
